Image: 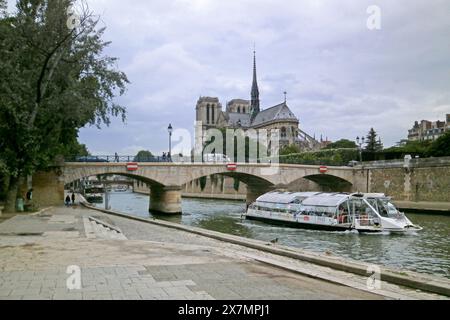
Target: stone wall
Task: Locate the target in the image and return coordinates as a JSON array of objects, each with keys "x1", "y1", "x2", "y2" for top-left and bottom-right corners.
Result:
[
  {"x1": 369, "y1": 168, "x2": 407, "y2": 200},
  {"x1": 31, "y1": 169, "x2": 65, "y2": 208},
  {"x1": 368, "y1": 157, "x2": 450, "y2": 202},
  {"x1": 411, "y1": 167, "x2": 450, "y2": 202}
]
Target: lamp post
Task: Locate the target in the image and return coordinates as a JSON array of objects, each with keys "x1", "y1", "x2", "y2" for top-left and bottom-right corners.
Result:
[
  {"x1": 356, "y1": 136, "x2": 365, "y2": 163},
  {"x1": 168, "y1": 124, "x2": 173, "y2": 161}
]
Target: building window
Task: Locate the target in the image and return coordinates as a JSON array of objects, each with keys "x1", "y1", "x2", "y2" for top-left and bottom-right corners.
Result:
[
  {"x1": 212, "y1": 105, "x2": 215, "y2": 124},
  {"x1": 281, "y1": 127, "x2": 287, "y2": 138},
  {"x1": 238, "y1": 106, "x2": 241, "y2": 113},
  {"x1": 206, "y1": 104, "x2": 210, "y2": 124}
]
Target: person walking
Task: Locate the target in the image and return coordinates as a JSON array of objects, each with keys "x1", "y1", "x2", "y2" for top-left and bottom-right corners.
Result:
[
  {"x1": 162, "y1": 152, "x2": 167, "y2": 162},
  {"x1": 26, "y1": 188, "x2": 33, "y2": 201},
  {"x1": 65, "y1": 195, "x2": 71, "y2": 207},
  {"x1": 71, "y1": 192, "x2": 76, "y2": 205}
]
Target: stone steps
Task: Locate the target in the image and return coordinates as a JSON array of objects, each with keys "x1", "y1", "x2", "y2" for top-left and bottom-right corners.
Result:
[{"x1": 83, "y1": 216, "x2": 127, "y2": 240}]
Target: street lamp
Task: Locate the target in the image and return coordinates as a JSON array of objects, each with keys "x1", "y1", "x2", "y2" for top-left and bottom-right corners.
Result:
[
  {"x1": 356, "y1": 136, "x2": 365, "y2": 163},
  {"x1": 168, "y1": 124, "x2": 173, "y2": 161}
]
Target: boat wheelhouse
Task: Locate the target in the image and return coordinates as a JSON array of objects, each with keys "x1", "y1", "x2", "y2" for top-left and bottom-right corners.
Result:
[
  {"x1": 361, "y1": 193, "x2": 422, "y2": 232},
  {"x1": 245, "y1": 191, "x2": 422, "y2": 233}
]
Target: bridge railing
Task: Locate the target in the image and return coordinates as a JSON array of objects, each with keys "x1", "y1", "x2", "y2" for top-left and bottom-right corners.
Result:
[{"x1": 66, "y1": 155, "x2": 177, "y2": 163}]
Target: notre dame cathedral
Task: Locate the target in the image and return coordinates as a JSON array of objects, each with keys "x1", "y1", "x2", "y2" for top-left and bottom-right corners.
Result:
[{"x1": 195, "y1": 52, "x2": 322, "y2": 152}]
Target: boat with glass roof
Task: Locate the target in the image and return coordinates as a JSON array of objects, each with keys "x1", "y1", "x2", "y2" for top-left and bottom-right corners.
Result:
[{"x1": 245, "y1": 191, "x2": 422, "y2": 233}]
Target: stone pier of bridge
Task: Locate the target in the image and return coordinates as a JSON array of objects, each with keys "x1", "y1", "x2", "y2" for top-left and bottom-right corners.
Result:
[{"x1": 149, "y1": 186, "x2": 183, "y2": 214}]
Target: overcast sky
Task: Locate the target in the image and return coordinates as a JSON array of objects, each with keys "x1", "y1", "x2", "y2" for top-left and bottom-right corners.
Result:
[{"x1": 8, "y1": 0, "x2": 450, "y2": 154}]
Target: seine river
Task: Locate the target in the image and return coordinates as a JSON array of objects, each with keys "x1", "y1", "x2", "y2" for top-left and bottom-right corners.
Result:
[{"x1": 96, "y1": 191, "x2": 450, "y2": 279}]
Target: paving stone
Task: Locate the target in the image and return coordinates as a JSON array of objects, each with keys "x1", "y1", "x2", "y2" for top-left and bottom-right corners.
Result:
[{"x1": 0, "y1": 206, "x2": 442, "y2": 301}]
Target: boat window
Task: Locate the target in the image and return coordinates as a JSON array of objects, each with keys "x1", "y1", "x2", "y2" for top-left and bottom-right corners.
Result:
[
  {"x1": 370, "y1": 198, "x2": 398, "y2": 217},
  {"x1": 387, "y1": 202, "x2": 399, "y2": 215},
  {"x1": 375, "y1": 199, "x2": 390, "y2": 217},
  {"x1": 349, "y1": 198, "x2": 378, "y2": 219}
]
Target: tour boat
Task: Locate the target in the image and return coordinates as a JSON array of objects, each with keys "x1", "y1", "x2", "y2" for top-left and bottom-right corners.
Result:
[
  {"x1": 114, "y1": 185, "x2": 128, "y2": 192},
  {"x1": 83, "y1": 184, "x2": 105, "y2": 203},
  {"x1": 245, "y1": 191, "x2": 422, "y2": 233}
]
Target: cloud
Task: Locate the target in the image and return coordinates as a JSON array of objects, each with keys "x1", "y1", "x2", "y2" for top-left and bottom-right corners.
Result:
[{"x1": 7, "y1": 0, "x2": 449, "y2": 153}]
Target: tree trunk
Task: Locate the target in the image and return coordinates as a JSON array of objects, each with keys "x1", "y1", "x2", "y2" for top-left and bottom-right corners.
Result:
[{"x1": 4, "y1": 175, "x2": 22, "y2": 213}]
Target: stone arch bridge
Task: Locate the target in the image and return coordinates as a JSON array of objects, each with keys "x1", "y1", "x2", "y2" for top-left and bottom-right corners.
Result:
[{"x1": 35, "y1": 162, "x2": 368, "y2": 214}]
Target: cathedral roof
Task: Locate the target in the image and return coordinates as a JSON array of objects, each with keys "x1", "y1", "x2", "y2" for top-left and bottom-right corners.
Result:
[
  {"x1": 251, "y1": 102, "x2": 298, "y2": 126},
  {"x1": 227, "y1": 112, "x2": 252, "y2": 127},
  {"x1": 228, "y1": 99, "x2": 250, "y2": 105}
]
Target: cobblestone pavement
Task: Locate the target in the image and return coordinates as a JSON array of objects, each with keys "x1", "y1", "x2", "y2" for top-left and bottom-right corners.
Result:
[{"x1": 0, "y1": 205, "x2": 444, "y2": 300}]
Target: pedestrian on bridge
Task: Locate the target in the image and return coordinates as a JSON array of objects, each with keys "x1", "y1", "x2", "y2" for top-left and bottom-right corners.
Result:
[{"x1": 71, "y1": 192, "x2": 76, "y2": 205}]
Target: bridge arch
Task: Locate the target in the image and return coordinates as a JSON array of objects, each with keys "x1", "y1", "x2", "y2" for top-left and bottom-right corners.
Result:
[
  {"x1": 184, "y1": 171, "x2": 274, "y2": 190},
  {"x1": 64, "y1": 172, "x2": 165, "y2": 189},
  {"x1": 301, "y1": 174, "x2": 353, "y2": 192},
  {"x1": 182, "y1": 171, "x2": 278, "y2": 208}
]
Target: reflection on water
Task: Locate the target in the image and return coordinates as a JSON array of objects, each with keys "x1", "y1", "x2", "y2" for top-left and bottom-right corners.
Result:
[{"x1": 97, "y1": 192, "x2": 450, "y2": 279}]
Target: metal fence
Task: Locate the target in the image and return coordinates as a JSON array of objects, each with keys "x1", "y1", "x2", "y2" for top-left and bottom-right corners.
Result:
[{"x1": 67, "y1": 155, "x2": 175, "y2": 163}]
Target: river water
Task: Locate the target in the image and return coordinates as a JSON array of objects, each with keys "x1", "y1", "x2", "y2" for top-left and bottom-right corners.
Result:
[{"x1": 96, "y1": 191, "x2": 450, "y2": 279}]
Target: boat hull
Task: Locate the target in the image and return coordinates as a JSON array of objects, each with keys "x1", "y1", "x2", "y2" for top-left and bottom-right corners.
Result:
[
  {"x1": 245, "y1": 215, "x2": 352, "y2": 232},
  {"x1": 245, "y1": 215, "x2": 383, "y2": 233}
]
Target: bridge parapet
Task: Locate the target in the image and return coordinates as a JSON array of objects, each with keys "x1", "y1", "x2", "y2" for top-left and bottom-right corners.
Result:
[{"x1": 364, "y1": 156, "x2": 450, "y2": 169}]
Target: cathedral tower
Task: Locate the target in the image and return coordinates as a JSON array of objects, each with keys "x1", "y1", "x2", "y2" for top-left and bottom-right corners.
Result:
[{"x1": 250, "y1": 51, "x2": 260, "y2": 119}]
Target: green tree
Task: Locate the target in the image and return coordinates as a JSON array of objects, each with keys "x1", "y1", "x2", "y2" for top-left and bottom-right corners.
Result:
[
  {"x1": 59, "y1": 139, "x2": 90, "y2": 160},
  {"x1": 428, "y1": 131, "x2": 450, "y2": 157},
  {"x1": 0, "y1": 0, "x2": 6, "y2": 17},
  {"x1": 280, "y1": 144, "x2": 301, "y2": 156},
  {"x1": 384, "y1": 140, "x2": 431, "y2": 155},
  {"x1": 0, "y1": 0, "x2": 129, "y2": 212},
  {"x1": 325, "y1": 139, "x2": 357, "y2": 149},
  {"x1": 364, "y1": 128, "x2": 383, "y2": 152},
  {"x1": 134, "y1": 150, "x2": 154, "y2": 162}
]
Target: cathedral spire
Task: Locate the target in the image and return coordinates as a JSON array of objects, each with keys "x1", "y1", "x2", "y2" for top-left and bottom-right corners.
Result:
[{"x1": 251, "y1": 50, "x2": 260, "y2": 119}]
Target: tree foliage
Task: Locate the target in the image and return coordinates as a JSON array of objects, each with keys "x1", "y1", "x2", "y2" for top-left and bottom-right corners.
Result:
[
  {"x1": 364, "y1": 128, "x2": 383, "y2": 152},
  {"x1": 382, "y1": 135, "x2": 450, "y2": 159},
  {"x1": 384, "y1": 140, "x2": 431, "y2": 154},
  {"x1": 0, "y1": 0, "x2": 129, "y2": 211},
  {"x1": 427, "y1": 131, "x2": 450, "y2": 157},
  {"x1": 0, "y1": 0, "x2": 6, "y2": 17},
  {"x1": 278, "y1": 149, "x2": 358, "y2": 166},
  {"x1": 134, "y1": 150, "x2": 154, "y2": 162},
  {"x1": 325, "y1": 139, "x2": 357, "y2": 150},
  {"x1": 280, "y1": 144, "x2": 301, "y2": 156}
]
